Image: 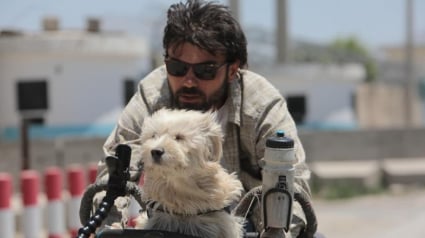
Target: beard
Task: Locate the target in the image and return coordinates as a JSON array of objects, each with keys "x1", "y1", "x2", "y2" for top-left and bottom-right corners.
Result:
[{"x1": 172, "y1": 80, "x2": 228, "y2": 111}]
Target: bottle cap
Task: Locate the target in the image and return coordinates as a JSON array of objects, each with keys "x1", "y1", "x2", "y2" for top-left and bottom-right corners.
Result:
[{"x1": 266, "y1": 130, "x2": 294, "y2": 149}]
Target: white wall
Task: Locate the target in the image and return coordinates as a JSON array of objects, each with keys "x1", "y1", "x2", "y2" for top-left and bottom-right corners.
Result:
[
  {"x1": 261, "y1": 63, "x2": 362, "y2": 128},
  {"x1": 1, "y1": 55, "x2": 148, "y2": 128},
  {"x1": 0, "y1": 34, "x2": 149, "y2": 134},
  {"x1": 276, "y1": 79, "x2": 357, "y2": 127}
]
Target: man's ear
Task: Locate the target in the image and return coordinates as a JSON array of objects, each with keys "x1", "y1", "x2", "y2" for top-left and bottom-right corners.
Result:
[{"x1": 227, "y1": 60, "x2": 240, "y2": 82}]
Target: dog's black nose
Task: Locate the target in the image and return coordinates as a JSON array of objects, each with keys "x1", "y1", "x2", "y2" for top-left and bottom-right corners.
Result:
[{"x1": 151, "y1": 148, "x2": 164, "y2": 162}]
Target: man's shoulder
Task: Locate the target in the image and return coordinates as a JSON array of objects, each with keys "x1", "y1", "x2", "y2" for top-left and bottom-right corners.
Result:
[
  {"x1": 241, "y1": 70, "x2": 282, "y2": 93},
  {"x1": 240, "y1": 69, "x2": 283, "y2": 103},
  {"x1": 232, "y1": 70, "x2": 286, "y2": 123},
  {"x1": 139, "y1": 65, "x2": 167, "y2": 88},
  {"x1": 138, "y1": 65, "x2": 170, "y2": 109}
]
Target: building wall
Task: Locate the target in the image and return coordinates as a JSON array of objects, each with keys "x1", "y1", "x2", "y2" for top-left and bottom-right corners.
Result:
[
  {"x1": 0, "y1": 32, "x2": 149, "y2": 139},
  {"x1": 356, "y1": 83, "x2": 423, "y2": 128},
  {"x1": 283, "y1": 80, "x2": 357, "y2": 128},
  {"x1": 261, "y1": 64, "x2": 362, "y2": 129}
]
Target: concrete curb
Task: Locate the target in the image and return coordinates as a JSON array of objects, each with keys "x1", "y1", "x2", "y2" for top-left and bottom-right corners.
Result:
[{"x1": 309, "y1": 157, "x2": 425, "y2": 190}]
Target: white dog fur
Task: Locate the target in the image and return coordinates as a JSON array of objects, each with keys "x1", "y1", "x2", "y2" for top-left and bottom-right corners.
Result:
[{"x1": 135, "y1": 108, "x2": 244, "y2": 238}]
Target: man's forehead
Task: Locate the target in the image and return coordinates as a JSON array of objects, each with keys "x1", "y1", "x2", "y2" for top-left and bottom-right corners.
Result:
[{"x1": 167, "y1": 42, "x2": 225, "y2": 59}]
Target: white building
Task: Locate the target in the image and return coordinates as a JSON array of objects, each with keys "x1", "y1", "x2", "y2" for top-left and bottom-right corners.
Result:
[
  {"x1": 0, "y1": 19, "x2": 150, "y2": 140},
  {"x1": 257, "y1": 63, "x2": 365, "y2": 130}
]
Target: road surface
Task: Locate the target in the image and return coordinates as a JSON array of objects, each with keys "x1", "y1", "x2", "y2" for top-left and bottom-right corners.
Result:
[{"x1": 313, "y1": 187, "x2": 425, "y2": 238}]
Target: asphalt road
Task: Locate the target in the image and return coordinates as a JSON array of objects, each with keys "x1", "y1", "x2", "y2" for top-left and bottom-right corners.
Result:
[
  {"x1": 10, "y1": 185, "x2": 425, "y2": 238},
  {"x1": 313, "y1": 187, "x2": 425, "y2": 238}
]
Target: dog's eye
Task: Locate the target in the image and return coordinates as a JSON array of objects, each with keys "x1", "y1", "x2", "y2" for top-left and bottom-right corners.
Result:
[{"x1": 175, "y1": 134, "x2": 184, "y2": 141}]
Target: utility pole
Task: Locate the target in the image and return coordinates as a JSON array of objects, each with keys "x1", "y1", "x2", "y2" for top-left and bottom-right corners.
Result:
[
  {"x1": 404, "y1": 0, "x2": 416, "y2": 127},
  {"x1": 228, "y1": 0, "x2": 240, "y2": 22},
  {"x1": 20, "y1": 118, "x2": 30, "y2": 170},
  {"x1": 276, "y1": 0, "x2": 288, "y2": 64}
]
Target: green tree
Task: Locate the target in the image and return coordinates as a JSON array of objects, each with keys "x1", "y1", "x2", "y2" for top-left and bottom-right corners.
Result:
[{"x1": 329, "y1": 37, "x2": 377, "y2": 82}]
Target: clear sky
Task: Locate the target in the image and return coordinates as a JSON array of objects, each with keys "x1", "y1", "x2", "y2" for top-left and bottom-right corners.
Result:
[{"x1": 0, "y1": 0, "x2": 424, "y2": 50}]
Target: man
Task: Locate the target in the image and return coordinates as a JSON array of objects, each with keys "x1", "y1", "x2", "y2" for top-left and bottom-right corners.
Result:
[{"x1": 95, "y1": 0, "x2": 314, "y2": 237}]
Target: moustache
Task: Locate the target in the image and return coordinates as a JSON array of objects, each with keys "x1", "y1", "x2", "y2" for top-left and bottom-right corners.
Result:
[{"x1": 176, "y1": 87, "x2": 203, "y2": 96}]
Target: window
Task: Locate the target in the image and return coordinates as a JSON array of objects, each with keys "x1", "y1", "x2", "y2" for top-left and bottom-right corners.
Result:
[
  {"x1": 123, "y1": 78, "x2": 136, "y2": 106},
  {"x1": 16, "y1": 80, "x2": 49, "y2": 111},
  {"x1": 286, "y1": 95, "x2": 306, "y2": 124}
]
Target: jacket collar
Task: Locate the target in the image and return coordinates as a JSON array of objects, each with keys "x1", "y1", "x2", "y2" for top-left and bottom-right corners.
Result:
[{"x1": 227, "y1": 75, "x2": 243, "y2": 127}]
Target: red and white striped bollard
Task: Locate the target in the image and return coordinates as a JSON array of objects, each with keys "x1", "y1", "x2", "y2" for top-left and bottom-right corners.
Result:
[
  {"x1": 0, "y1": 173, "x2": 14, "y2": 238},
  {"x1": 67, "y1": 166, "x2": 86, "y2": 237},
  {"x1": 45, "y1": 167, "x2": 65, "y2": 238},
  {"x1": 21, "y1": 170, "x2": 42, "y2": 238}
]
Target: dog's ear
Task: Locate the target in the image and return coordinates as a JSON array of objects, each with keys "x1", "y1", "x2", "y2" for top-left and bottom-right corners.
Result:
[
  {"x1": 208, "y1": 131, "x2": 223, "y2": 162},
  {"x1": 204, "y1": 111, "x2": 223, "y2": 162}
]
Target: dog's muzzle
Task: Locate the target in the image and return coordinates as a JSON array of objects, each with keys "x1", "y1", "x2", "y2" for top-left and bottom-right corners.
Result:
[{"x1": 151, "y1": 148, "x2": 164, "y2": 163}]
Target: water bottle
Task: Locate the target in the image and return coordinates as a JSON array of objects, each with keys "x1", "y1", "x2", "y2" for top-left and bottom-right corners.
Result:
[{"x1": 260, "y1": 130, "x2": 295, "y2": 232}]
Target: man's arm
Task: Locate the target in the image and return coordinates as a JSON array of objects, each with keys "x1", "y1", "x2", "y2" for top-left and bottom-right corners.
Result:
[
  {"x1": 238, "y1": 75, "x2": 313, "y2": 236},
  {"x1": 90, "y1": 79, "x2": 152, "y2": 231},
  {"x1": 255, "y1": 97, "x2": 311, "y2": 194},
  {"x1": 96, "y1": 87, "x2": 149, "y2": 182},
  {"x1": 255, "y1": 98, "x2": 313, "y2": 237}
]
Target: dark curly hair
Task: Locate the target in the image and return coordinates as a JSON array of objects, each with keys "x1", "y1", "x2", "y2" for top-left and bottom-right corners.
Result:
[{"x1": 163, "y1": 0, "x2": 247, "y2": 68}]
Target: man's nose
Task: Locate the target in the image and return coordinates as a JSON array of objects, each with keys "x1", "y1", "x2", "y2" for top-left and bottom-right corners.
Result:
[{"x1": 182, "y1": 68, "x2": 198, "y2": 87}]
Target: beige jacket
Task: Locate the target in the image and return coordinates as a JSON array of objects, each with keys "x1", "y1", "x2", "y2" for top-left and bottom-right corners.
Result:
[{"x1": 95, "y1": 65, "x2": 312, "y2": 236}]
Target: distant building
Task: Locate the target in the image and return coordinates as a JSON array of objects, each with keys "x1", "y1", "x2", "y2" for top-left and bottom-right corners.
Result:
[
  {"x1": 256, "y1": 63, "x2": 365, "y2": 130},
  {"x1": 377, "y1": 45, "x2": 425, "y2": 84},
  {"x1": 376, "y1": 45, "x2": 425, "y2": 125},
  {"x1": 0, "y1": 18, "x2": 150, "y2": 141},
  {"x1": 253, "y1": 44, "x2": 425, "y2": 130}
]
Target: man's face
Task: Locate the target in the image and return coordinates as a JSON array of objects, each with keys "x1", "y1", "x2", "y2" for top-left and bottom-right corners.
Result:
[{"x1": 166, "y1": 43, "x2": 238, "y2": 111}]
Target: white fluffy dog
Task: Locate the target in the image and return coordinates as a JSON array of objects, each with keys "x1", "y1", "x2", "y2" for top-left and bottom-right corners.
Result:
[{"x1": 136, "y1": 108, "x2": 244, "y2": 238}]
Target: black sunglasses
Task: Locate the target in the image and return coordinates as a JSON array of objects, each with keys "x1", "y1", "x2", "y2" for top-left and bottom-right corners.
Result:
[{"x1": 164, "y1": 58, "x2": 228, "y2": 80}]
